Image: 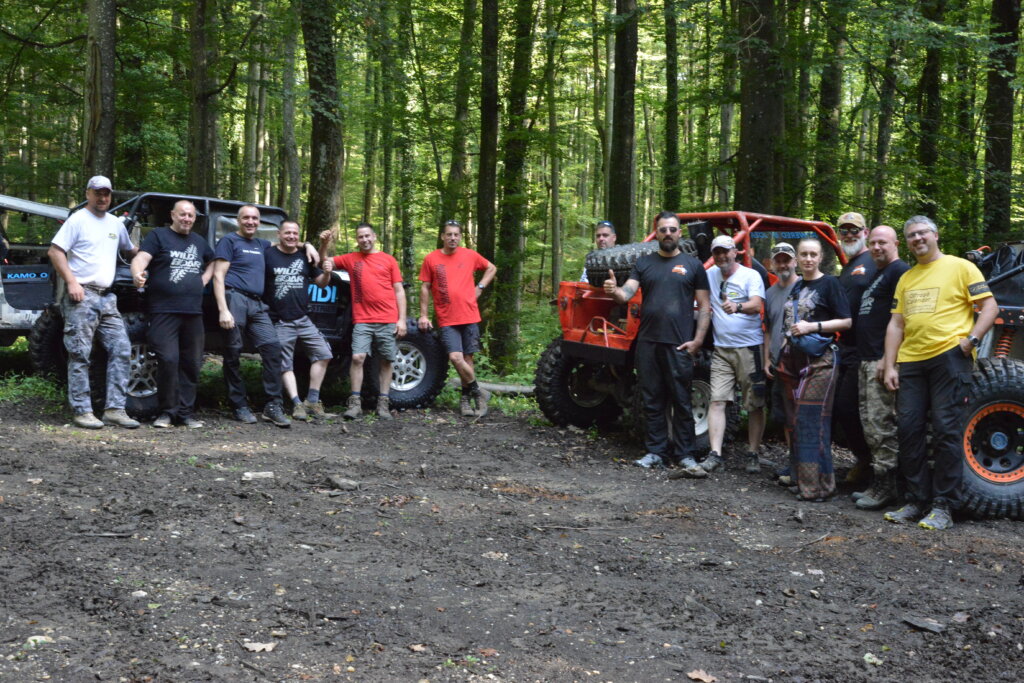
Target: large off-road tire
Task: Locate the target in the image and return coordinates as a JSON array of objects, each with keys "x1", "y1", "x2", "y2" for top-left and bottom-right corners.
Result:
[
  {"x1": 960, "y1": 358, "x2": 1024, "y2": 519},
  {"x1": 584, "y1": 239, "x2": 699, "y2": 287},
  {"x1": 359, "y1": 328, "x2": 449, "y2": 410},
  {"x1": 533, "y1": 337, "x2": 622, "y2": 428},
  {"x1": 629, "y1": 350, "x2": 740, "y2": 453},
  {"x1": 28, "y1": 307, "x2": 160, "y2": 420}
]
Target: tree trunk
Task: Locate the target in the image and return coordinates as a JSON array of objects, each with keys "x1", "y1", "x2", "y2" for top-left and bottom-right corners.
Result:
[
  {"x1": 476, "y1": 0, "x2": 499, "y2": 264},
  {"x1": 379, "y1": 8, "x2": 395, "y2": 252},
  {"x1": 361, "y1": 64, "x2": 379, "y2": 224},
  {"x1": 188, "y1": 0, "x2": 219, "y2": 196},
  {"x1": 299, "y1": 0, "x2": 344, "y2": 241},
  {"x1": 734, "y1": 0, "x2": 785, "y2": 213},
  {"x1": 811, "y1": 4, "x2": 848, "y2": 221},
  {"x1": 983, "y1": 0, "x2": 1021, "y2": 241},
  {"x1": 243, "y1": 59, "x2": 260, "y2": 202},
  {"x1": 663, "y1": 0, "x2": 680, "y2": 211},
  {"x1": 439, "y1": 0, "x2": 478, "y2": 238},
  {"x1": 591, "y1": 0, "x2": 608, "y2": 215},
  {"x1": 83, "y1": 0, "x2": 116, "y2": 179},
  {"x1": 607, "y1": 0, "x2": 638, "y2": 240},
  {"x1": 718, "y1": 0, "x2": 737, "y2": 208},
  {"x1": 490, "y1": 0, "x2": 535, "y2": 372},
  {"x1": 869, "y1": 41, "x2": 900, "y2": 227},
  {"x1": 396, "y1": 4, "x2": 416, "y2": 279},
  {"x1": 281, "y1": 5, "x2": 301, "y2": 220},
  {"x1": 915, "y1": 0, "x2": 947, "y2": 218},
  {"x1": 546, "y1": 0, "x2": 562, "y2": 292}
]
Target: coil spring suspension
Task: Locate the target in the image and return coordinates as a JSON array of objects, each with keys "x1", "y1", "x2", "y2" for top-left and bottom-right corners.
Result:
[{"x1": 994, "y1": 328, "x2": 1016, "y2": 358}]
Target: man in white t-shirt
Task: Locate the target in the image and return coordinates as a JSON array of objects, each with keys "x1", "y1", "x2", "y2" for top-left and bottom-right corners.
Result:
[
  {"x1": 700, "y1": 235, "x2": 766, "y2": 474},
  {"x1": 48, "y1": 175, "x2": 139, "y2": 429}
]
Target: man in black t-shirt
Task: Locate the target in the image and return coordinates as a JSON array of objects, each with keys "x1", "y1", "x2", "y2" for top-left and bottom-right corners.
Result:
[
  {"x1": 833, "y1": 211, "x2": 876, "y2": 483},
  {"x1": 131, "y1": 200, "x2": 215, "y2": 428},
  {"x1": 604, "y1": 211, "x2": 710, "y2": 476},
  {"x1": 849, "y1": 225, "x2": 910, "y2": 509},
  {"x1": 265, "y1": 221, "x2": 334, "y2": 422}
]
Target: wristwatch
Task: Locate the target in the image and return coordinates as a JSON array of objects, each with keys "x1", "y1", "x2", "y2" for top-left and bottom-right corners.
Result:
[
  {"x1": 967, "y1": 334, "x2": 980, "y2": 348},
  {"x1": 477, "y1": 283, "x2": 485, "y2": 290}
]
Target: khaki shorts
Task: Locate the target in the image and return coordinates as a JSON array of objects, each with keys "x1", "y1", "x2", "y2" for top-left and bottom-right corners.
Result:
[
  {"x1": 352, "y1": 322, "x2": 398, "y2": 361},
  {"x1": 710, "y1": 345, "x2": 766, "y2": 411}
]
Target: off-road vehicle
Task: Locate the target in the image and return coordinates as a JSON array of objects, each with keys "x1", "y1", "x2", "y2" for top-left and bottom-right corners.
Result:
[{"x1": 1, "y1": 192, "x2": 448, "y2": 418}]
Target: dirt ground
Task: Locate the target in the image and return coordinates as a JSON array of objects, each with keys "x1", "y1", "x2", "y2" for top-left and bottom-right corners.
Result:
[{"x1": 1, "y1": 393, "x2": 1023, "y2": 682}]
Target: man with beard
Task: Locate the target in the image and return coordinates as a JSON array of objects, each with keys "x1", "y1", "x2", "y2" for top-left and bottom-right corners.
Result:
[
  {"x1": 850, "y1": 225, "x2": 910, "y2": 509},
  {"x1": 580, "y1": 220, "x2": 617, "y2": 282},
  {"x1": 604, "y1": 211, "x2": 710, "y2": 473},
  {"x1": 131, "y1": 200, "x2": 215, "y2": 428},
  {"x1": 833, "y1": 211, "x2": 875, "y2": 484},
  {"x1": 763, "y1": 242, "x2": 800, "y2": 480}
]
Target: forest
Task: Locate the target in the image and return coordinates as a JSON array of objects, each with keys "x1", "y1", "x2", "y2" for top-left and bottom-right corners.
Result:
[{"x1": 0, "y1": 0, "x2": 1021, "y2": 371}]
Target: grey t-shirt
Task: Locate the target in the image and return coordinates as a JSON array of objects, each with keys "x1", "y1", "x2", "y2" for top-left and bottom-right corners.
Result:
[{"x1": 765, "y1": 277, "x2": 799, "y2": 363}]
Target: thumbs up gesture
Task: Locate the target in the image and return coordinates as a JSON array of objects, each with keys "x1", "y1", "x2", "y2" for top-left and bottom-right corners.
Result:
[{"x1": 603, "y1": 269, "x2": 617, "y2": 295}]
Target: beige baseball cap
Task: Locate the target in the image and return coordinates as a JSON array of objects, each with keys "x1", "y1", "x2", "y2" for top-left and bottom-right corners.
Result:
[{"x1": 836, "y1": 211, "x2": 866, "y2": 230}]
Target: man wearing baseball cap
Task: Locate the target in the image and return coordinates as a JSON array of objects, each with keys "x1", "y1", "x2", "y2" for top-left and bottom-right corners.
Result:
[
  {"x1": 833, "y1": 211, "x2": 876, "y2": 485},
  {"x1": 678, "y1": 234, "x2": 765, "y2": 477},
  {"x1": 48, "y1": 176, "x2": 140, "y2": 429},
  {"x1": 763, "y1": 242, "x2": 800, "y2": 480}
]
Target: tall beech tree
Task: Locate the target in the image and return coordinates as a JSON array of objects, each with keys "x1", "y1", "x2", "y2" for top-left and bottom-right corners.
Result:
[
  {"x1": 607, "y1": 0, "x2": 638, "y2": 239},
  {"x1": 982, "y1": 0, "x2": 1021, "y2": 240}
]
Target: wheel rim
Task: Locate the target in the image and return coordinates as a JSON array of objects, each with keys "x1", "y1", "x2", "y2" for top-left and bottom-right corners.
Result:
[
  {"x1": 566, "y1": 361, "x2": 609, "y2": 408},
  {"x1": 691, "y1": 379, "x2": 711, "y2": 437},
  {"x1": 127, "y1": 342, "x2": 159, "y2": 399},
  {"x1": 963, "y1": 402, "x2": 1024, "y2": 483},
  {"x1": 391, "y1": 341, "x2": 426, "y2": 392}
]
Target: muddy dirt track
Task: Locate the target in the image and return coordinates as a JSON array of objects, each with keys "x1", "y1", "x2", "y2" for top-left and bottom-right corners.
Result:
[{"x1": 1, "y1": 395, "x2": 1022, "y2": 682}]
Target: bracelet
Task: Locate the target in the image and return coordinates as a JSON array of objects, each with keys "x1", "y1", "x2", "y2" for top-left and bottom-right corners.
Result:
[{"x1": 817, "y1": 322, "x2": 823, "y2": 333}]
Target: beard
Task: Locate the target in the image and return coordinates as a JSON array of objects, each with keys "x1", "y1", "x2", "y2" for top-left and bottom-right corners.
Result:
[
  {"x1": 842, "y1": 237, "x2": 866, "y2": 259},
  {"x1": 659, "y1": 235, "x2": 679, "y2": 252}
]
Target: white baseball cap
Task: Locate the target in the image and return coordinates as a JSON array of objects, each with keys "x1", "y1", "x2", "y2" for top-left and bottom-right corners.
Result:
[{"x1": 86, "y1": 175, "x2": 112, "y2": 191}]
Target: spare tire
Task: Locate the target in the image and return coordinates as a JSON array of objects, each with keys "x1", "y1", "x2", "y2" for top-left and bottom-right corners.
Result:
[
  {"x1": 359, "y1": 327, "x2": 449, "y2": 409},
  {"x1": 960, "y1": 357, "x2": 1024, "y2": 519},
  {"x1": 584, "y1": 239, "x2": 699, "y2": 287}
]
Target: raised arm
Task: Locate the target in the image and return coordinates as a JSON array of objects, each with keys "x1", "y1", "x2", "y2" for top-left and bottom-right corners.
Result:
[{"x1": 603, "y1": 270, "x2": 639, "y2": 304}]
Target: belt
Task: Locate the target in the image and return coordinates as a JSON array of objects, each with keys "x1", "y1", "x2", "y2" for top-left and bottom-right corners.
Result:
[
  {"x1": 227, "y1": 287, "x2": 263, "y2": 301},
  {"x1": 83, "y1": 284, "x2": 113, "y2": 296}
]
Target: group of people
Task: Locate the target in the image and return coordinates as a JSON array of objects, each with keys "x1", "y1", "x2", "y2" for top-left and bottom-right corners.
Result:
[
  {"x1": 597, "y1": 210, "x2": 996, "y2": 531},
  {"x1": 49, "y1": 177, "x2": 497, "y2": 432}
]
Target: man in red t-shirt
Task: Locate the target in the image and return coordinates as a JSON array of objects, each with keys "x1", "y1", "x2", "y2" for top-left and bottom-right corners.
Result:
[
  {"x1": 418, "y1": 220, "x2": 497, "y2": 416},
  {"x1": 319, "y1": 222, "x2": 407, "y2": 420}
]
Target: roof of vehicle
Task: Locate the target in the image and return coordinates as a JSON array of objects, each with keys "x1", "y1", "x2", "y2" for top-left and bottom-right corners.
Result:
[{"x1": 0, "y1": 194, "x2": 70, "y2": 222}]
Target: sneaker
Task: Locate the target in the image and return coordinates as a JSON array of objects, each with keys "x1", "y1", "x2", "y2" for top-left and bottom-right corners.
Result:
[
  {"x1": 73, "y1": 412, "x2": 104, "y2": 429},
  {"x1": 701, "y1": 451, "x2": 722, "y2": 472},
  {"x1": 343, "y1": 395, "x2": 362, "y2": 420},
  {"x1": 633, "y1": 453, "x2": 665, "y2": 469},
  {"x1": 460, "y1": 394, "x2": 475, "y2": 417},
  {"x1": 884, "y1": 503, "x2": 922, "y2": 525},
  {"x1": 181, "y1": 416, "x2": 205, "y2": 429},
  {"x1": 745, "y1": 452, "x2": 761, "y2": 474},
  {"x1": 152, "y1": 413, "x2": 173, "y2": 429},
  {"x1": 304, "y1": 401, "x2": 335, "y2": 421},
  {"x1": 292, "y1": 401, "x2": 309, "y2": 422},
  {"x1": 261, "y1": 401, "x2": 292, "y2": 428},
  {"x1": 377, "y1": 396, "x2": 393, "y2": 420},
  {"x1": 855, "y1": 474, "x2": 897, "y2": 510},
  {"x1": 919, "y1": 506, "x2": 953, "y2": 531},
  {"x1": 102, "y1": 409, "x2": 140, "y2": 429},
  {"x1": 474, "y1": 388, "x2": 492, "y2": 417},
  {"x1": 668, "y1": 457, "x2": 708, "y2": 479},
  {"x1": 233, "y1": 406, "x2": 257, "y2": 424}
]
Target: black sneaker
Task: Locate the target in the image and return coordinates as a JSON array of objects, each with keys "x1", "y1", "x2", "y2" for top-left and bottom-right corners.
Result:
[
  {"x1": 701, "y1": 451, "x2": 722, "y2": 472},
  {"x1": 745, "y1": 452, "x2": 761, "y2": 474},
  {"x1": 233, "y1": 406, "x2": 257, "y2": 424},
  {"x1": 262, "y1": 402, "x2": 291, "y2": 428}
]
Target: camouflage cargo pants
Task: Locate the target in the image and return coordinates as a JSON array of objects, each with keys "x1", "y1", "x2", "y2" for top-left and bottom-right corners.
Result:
[
  {"x1": 858, "y1": 359, "x2": 899, "y2": 476},
  {"x1": 61, "y1": 288, "x2": 131, "y2": 414}
]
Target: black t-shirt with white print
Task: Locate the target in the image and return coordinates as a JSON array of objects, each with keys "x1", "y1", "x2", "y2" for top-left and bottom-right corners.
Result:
[
  {"x1": 139, "y1": 227, "x2": 214, "y2": 314},
  {"x1": 264, "y1": 246, "x2": 322, "y2": 322}
]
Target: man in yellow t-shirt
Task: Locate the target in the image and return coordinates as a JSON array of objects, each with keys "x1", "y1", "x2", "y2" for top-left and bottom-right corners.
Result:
[{"x1": 881, "y1": 216, "x2": 998, "y2": 531}]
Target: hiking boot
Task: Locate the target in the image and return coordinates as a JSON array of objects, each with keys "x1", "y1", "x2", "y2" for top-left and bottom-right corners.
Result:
[
  {"x1": 474, "y1": 388, "x2": 492, "y2": 417},
  {"x1": 459, "y1": 394, "x2": 474, "y2": 417},
  {"x1": 668, "y1": 456, "x2": 707, "y2": 479},
  {"x1": 261, "y1": 401, "x2": 291, "y2": 428},
  {"x1": 377, "y1": 396, "x2": 393, "y2": 420},
  {"x1": 745, "y1": 452, "x2": 761, "y2": 474},
  {"x1": 919, "y1": 506, "x2": 953, "y2": 531},
  {"x1": 633, "y1": 453, "x2": 665, "y2": 469},
  {"x1": 103, "y1": 409, "x2": 140, "y2": 429},
  {"x1": 181, "y1": 416, "x2": 205, "y2": 429},
  {"x1": 233, "y1": 406, "x2": 257, "y2": 424},
  {"x1": 855, "y1": 474, "x2": 898, "y2": 510},
  {"x1": 343, "y1": 395, "x2": 362, "y2": 420},
  {"x1": 73, "y1": 412, "x2": 104, "y2": 429},
  {"x1": 152, "y1": 413, "x2": 173, "y2": 429},
  {"x1": 304, "y1": 401, "x2": 335, "y2": 421},
  {"x1": 701, "y1": 451, "x2": 722, "y2": 472},
  {"x1": 292, "y1": 401, "x2": 309, "y2": 422},
  {"x1": 884, "y1": 503, "x2": 922, "y2": 525}
]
